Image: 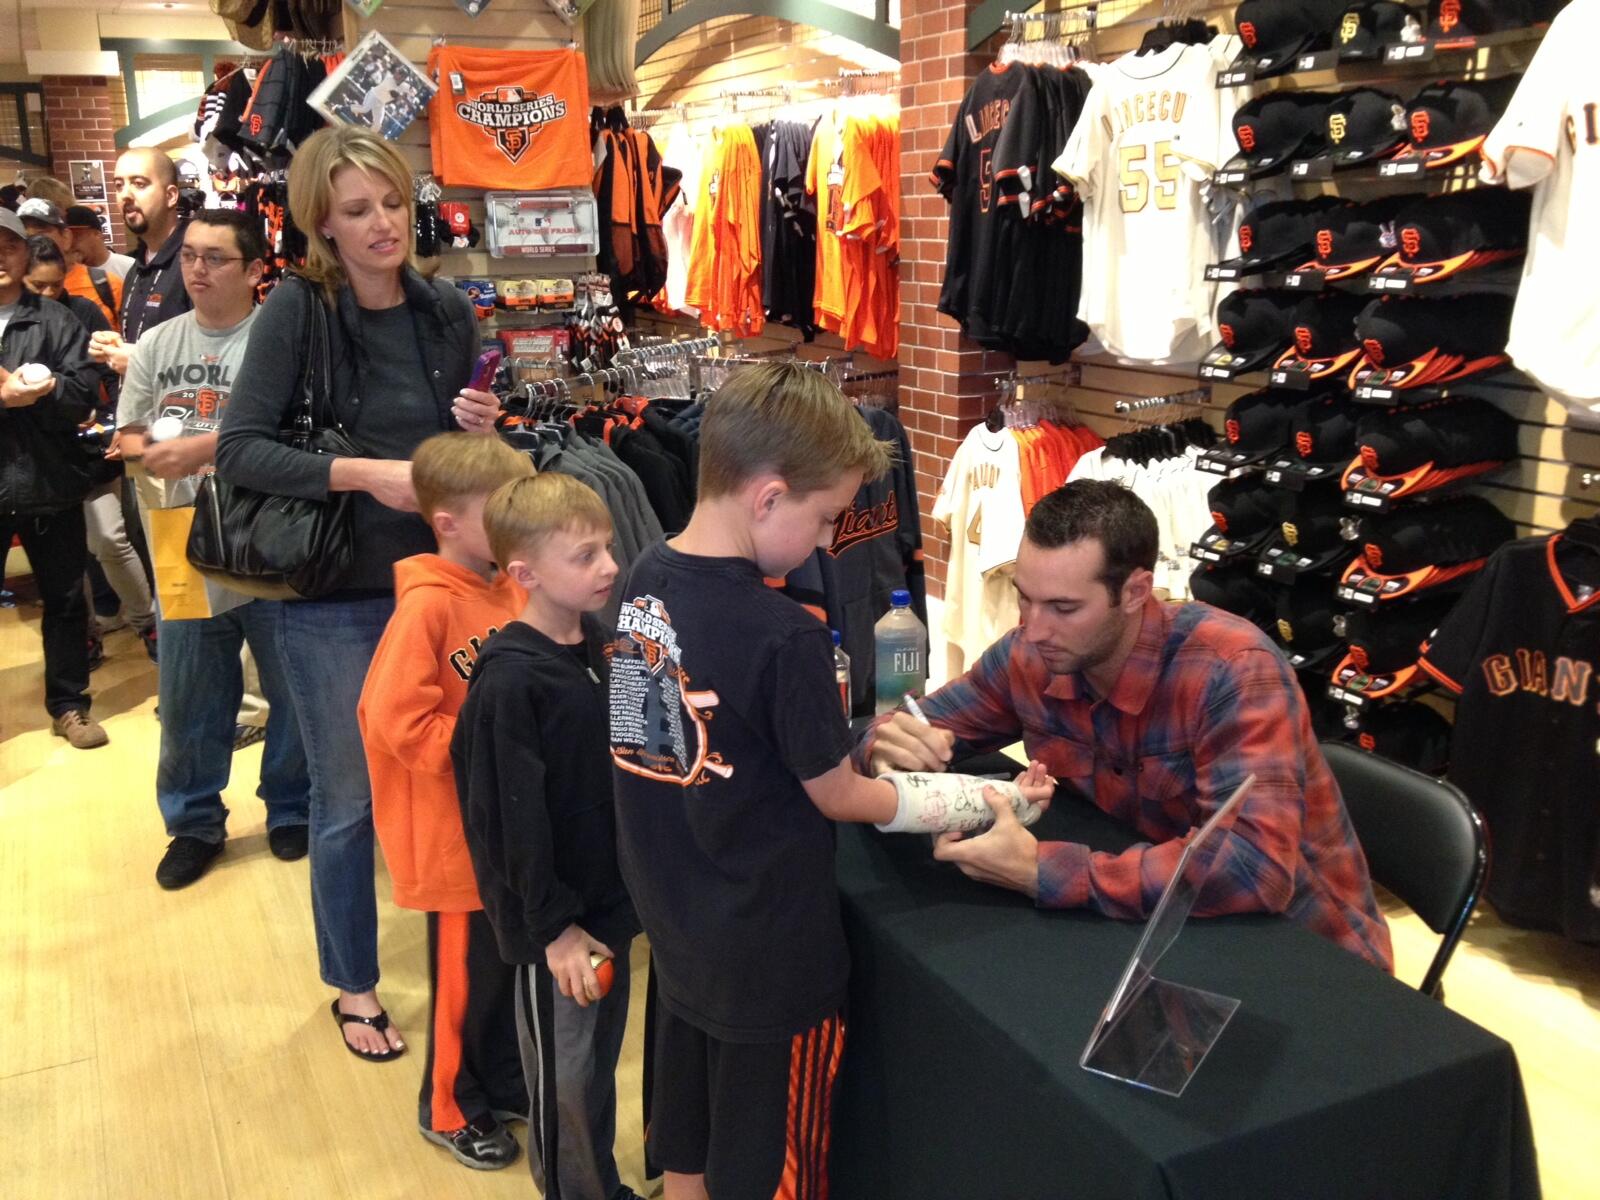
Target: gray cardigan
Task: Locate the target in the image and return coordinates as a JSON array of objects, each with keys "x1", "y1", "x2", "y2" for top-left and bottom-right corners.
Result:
[{"x1": 215, "y1": 269, "x2": 478, "y2": 594}]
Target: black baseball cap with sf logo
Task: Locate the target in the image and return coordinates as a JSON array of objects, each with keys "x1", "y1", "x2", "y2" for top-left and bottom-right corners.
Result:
[
  {"x1": 1294, "y1": 194, "x2": 1417, "y2": 281},
  {"x1": 1336, "y1": 2, "x2": 1421, "y2": 60},
  {"x1": 1390, "y1": 76, "x2": 1523, "y2": 170},
  {"x1": 1232, "y1": 0, "x2": 1351, "y2": 76},
  {"x1": 1303, "y1": 87, "x2": 1409, "y2": 170},
  {"x1": 1203, "y1": 289, "x2": 1301, "y2": 375},
  {"x1": 1229, "y1": 92, "x2": 1332, "y2": 177}
]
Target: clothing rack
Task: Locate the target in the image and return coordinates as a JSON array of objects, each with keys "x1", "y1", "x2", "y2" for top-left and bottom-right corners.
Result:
[
  {"x1": 1114, "y1": 386, "x2": 1211, "y2": 415},
  {"x1": 822, "y1": 69, "x2": 901, "y2": 97}
]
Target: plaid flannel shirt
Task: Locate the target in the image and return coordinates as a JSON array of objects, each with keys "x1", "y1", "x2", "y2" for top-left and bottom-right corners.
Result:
[{"x1": 857, "y1": 597, "x2": 1393, "y2": 970}]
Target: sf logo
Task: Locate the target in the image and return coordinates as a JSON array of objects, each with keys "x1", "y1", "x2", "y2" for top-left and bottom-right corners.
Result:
[
  {"x1": 1238, "y1": 124, "x2": 1257, "y2": 151},
  {"x1": 1411, "y1": 110, "x2": 1432, "y2": 143},
  {"x1": 1329, "y1": 113, "x2": 1349, "y2": 143}
]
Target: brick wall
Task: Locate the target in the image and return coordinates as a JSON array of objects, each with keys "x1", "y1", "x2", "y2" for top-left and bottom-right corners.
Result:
[
  {"x1": 897, "y1": 0, "x2": 1012, "y2": 597},
  {"x1": 41, "y1": 76, "x2": 129, "y2": 251}
]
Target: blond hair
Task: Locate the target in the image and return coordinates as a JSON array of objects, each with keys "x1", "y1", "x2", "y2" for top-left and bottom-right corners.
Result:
[
  {"x1": 698, "y1": 362, "x2": 891, "y2": 498},
  {"x1": 287, "y1": 125, "x2": 414, "y2": 296},
  {"x1": 25, "y1": 176, "x2": 74, "y2": 209},
  {"x1": 484, "y1": 473, "x2": 613, "y2": 567},
  {"x1": 411, "y1": 433, "x2": 533, "y2": 522}
]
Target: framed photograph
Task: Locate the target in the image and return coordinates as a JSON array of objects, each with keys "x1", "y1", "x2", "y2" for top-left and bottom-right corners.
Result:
[
  {"x1": 307, "y1": 30, "x2": 436, "y2": 141},
  {"x1": 69, "y1": 159, "x2": 107, "y2": 202}
]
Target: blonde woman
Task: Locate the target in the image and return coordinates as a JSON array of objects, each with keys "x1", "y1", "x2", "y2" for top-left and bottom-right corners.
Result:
[{"x1": 216, "y1": 126, "x2": 501, "y2": 1062}]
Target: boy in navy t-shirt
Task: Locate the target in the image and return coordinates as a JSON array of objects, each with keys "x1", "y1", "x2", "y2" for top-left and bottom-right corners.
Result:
[{"x1": 608, "y1": 363, "x2": 1052, "y2": 1200}]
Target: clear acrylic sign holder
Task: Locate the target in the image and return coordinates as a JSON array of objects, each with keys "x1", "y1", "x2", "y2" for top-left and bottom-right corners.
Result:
[{"x1": 1079, "y1": 775, "x2": 1255, "y2": 1098}]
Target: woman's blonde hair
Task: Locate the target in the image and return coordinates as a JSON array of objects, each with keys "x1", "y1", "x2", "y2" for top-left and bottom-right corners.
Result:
[{"x1": 287, "y1": 125, "x2": 414, "y2": 295}]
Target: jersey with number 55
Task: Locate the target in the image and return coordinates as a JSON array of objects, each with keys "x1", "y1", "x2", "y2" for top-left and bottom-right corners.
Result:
[{"x1": 1055, "y1": 42, "x2": 1230, "y2": 363}]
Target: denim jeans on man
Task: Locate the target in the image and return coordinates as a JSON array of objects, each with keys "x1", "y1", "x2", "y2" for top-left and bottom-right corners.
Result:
[
  {"x1": 157, "y1": 598, "x2": 308, "y2": 841},
  {"x1": 276, "y1": 594, "x2": 395, "y2": 993}
]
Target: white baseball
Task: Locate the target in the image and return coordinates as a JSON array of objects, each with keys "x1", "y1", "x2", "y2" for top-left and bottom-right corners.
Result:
[
  {"x1": 149, "y1": 416, "x2": 185, "y2": 443},
  {"x1": 18, "y1": 363, "x2": 51, "y2": 387}
]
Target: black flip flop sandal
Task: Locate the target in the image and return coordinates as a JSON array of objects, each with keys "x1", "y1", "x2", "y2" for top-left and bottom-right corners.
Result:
[{"x1": 330, "y1": 999, "x2": 405, "y2": 1062}]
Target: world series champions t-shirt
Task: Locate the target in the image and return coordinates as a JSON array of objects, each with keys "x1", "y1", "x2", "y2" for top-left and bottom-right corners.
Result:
[
  {"x1": 116, "y1": 309, "x2": 258, "y2": 618},
  {"x1": 608, "y1": 541, "x2": 857, "y2": 1043}
]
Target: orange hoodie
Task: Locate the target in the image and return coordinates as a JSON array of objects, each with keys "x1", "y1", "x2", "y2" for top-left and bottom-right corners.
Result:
[{"x1": 358, "y1": 554, "x2": 523, "y2": 912}]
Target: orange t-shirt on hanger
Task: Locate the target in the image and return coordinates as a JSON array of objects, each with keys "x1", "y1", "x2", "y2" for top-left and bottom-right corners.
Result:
[
  {"x1": 427, "y1": 46, "x2": 592, "y2": 191},
  {"x1": 686, "y1": 123, "x2": 765, "y2": 338}
]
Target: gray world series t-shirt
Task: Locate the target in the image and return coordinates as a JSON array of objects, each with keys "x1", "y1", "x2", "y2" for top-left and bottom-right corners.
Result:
[{"x1": 117, "y1": 308, "x2": 258, "y2": 616}]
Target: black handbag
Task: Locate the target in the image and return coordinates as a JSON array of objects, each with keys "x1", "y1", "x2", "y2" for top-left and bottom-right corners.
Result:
[{"x1": 187, "y1": 277, "x2": 358, "y2": 601}]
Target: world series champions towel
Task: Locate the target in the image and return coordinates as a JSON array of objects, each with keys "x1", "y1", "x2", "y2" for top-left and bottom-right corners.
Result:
[{"x1": 427, "y1": 46, "x2": 592, "y2": 190}]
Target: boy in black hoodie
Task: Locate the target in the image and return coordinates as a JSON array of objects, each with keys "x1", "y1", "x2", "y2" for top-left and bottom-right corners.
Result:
[{"x1": 451, "y1": 472, "x2": 642, "y2": 1200}]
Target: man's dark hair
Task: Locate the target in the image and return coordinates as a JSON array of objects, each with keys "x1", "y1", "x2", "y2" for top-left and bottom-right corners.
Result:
[
  {"x1": 188, "y1": 209, "x2": 267, "y2": 265},
  {"x1": 0, "y1": 185, "x2": 25, "y2": 211},
  {"x1": 1024, "y1": 480, "x2": 1160, "y2": 602},
  {"x1": 26, "y1": 233, "x2": 65, "y2": 271}
]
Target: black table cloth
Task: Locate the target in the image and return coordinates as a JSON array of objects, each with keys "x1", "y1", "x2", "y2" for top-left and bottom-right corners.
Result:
[{"x1": 831, "y1": 777, "x2": 1540, "y2": 1200}]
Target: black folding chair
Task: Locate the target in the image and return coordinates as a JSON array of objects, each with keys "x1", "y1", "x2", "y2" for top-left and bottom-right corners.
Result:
[{"x1": 1321, "y1": 741, "x2": 1489, "y2": 1000}]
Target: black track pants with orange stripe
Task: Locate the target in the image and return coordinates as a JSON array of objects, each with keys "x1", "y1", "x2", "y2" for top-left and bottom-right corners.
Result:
[
  {"x1": 418, "y1": 910, "x2": 526, "y2": 1132},
  {"x1": 647, "y1": 1004, "x2": 847, "y2": 1200}
]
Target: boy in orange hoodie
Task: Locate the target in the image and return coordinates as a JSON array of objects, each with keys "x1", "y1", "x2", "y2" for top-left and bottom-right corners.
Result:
[{"x1": 357, "y1": 432, "x2": 534, "y2": 1171}]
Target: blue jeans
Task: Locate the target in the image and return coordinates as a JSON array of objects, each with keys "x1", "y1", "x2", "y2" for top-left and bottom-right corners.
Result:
[
  {"x1": 277, "y1": 594, "x2": 395, "y2": 993},
  {"x1": 156, "y1": 599, "x2": 309, "y2": 842}
]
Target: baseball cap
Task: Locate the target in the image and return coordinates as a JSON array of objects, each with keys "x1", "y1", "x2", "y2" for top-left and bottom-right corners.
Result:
[
  {"x1": 1360, "y1": 494, "x2": 1513, "y2": 573},
  {"x1": 1274, "y1": 579, "x2": 1344, "y2": 668},
  {"x1": 1389, "y1": 76, "x2": 1522, "y2": 170},
  {"x1": 1203, "y1": 289, "x2": 1301, "y2": 375},
  {"x1": 1339, "y1": 495, "x2": 1513, "y2": 602},
  {"x1": 1206, "y1": 389, "x2": 1307, "y2": 469},
  {"x1": 1274, "y1": 291, "x2": 1370, "y2": 380},
  {"x1": 1343, "y1": 395, "x2": 1518, "y2": 500},
  {"x1": 16, "y1": 197, "x2": 66, "y2": 228},
  {"x1": 1215, "y1": 198, "x2": 1343, "y2": 275},
  {"x1": 0, "y1": 207, "x2": 26, "y2": 242},
  {"x1": 1337, "y1": 592, "x2": 1457, "y2": 674},
  {"x1": 1233, "y1": 0, "x2": 1350, "y2": 76},
  {"x1": 1306, "y1": 87, "x2": 1410, "y2": 169},
  {"x1": 1196, "y1": 476, "x2": 1283, "y2": 556},
  {"x1": 1428, "y1": 0, "x2": 1547, "y2": 37},
  {"x1": 1349, "y1": 293, "x2": 1515, "y2": 391},
  {"x1": 1229, "y1": 93, "x2": 1330, "y2": 177},
  {"x1": 1371, "y1": 187, "x2": 1533, "y2": 284},
  {"x1": 1295, "y1": 195, "x2": 1416, "y2": 281},
  {"x1": 1191, "y1": 559, "x2": 1277, "y2": 624},
  {"x1": 1261, "y1": 483, "x2": 1359, "y2": 577},
  {"x1": 63, "y1": 205, "x2": 103, "y2": 230},
  {"x1": 1349, "y1": 701, "x2": 1451, "y2": 775},
  {"x1": 1336, "y1": 2, "x2": 1419, "y2": 60},
  {"x1": 1294, "y1": 394, "x2": 1363, "y2": 463}
]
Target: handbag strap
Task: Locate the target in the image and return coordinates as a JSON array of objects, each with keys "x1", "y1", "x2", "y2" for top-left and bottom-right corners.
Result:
[{"x1": 290, "y1": 273, "x2": 345, "y2": 438}]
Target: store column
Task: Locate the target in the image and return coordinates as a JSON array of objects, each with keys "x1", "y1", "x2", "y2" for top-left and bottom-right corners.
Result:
[
  {"x1": 897, "y1": 0, "x2": 1012, "y2": 597},
  {"x1": 41, "y1": 76, "x2": 128, "y2": 247}
]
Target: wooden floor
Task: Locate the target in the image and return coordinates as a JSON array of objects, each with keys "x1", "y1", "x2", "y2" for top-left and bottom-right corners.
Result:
[{"x1": 3, "y1": 592, "x2": 1598, "y2": 1199}]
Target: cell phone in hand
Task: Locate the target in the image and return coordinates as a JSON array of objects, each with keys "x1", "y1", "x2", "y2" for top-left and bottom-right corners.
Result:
[{"x1": 467, "y1": 348, "x2": 503, "y2": 393}]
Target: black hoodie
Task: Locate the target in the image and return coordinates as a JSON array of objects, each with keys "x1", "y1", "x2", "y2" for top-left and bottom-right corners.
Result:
[{"x1": 451, "y1": 613, "x2": 640, "y2": 965}]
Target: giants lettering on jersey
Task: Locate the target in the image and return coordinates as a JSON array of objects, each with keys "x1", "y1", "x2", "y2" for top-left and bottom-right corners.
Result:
[
  {"x1": 456, "y1": 86, "x2": 568, "y2": 163},
  {"x1": 447, "y1": 629, "x2": 501, "y2": 681},
  {"x1": 1482, "y1": 649, "x2": 1598, "y2": 713},
  {"x1": 830, "y1": 492, "x2": 899, "y2": 557},
  {"x1": 1099, "y1": 90, "x2": 1190, "y2": 139}
]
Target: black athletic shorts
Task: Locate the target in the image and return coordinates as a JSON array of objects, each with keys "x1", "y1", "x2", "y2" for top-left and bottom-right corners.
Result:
[{"x1": 647, "y1": 1003, "x2": 846, "y2": 1200}]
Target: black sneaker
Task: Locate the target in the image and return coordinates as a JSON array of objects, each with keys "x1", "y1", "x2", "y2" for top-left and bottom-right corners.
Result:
[
  {"x1": 86, "y1": 635, "x2": 105, "y2": 673},
  {"x1": 156, "y1": 836, "x2": 223, "y2": 890},
  {"x1": 141, "y1": 626, "x2": 158, "y2": 663},
  {"x1": 420, "y1": 1117, "x2": 520, "y2": 1170},
  {"x1": 268, "y1": 824, "x2": 309, "y2": 862},
  {"x1": 233, "y1": 724, "x2": 266, "y2": 751}
]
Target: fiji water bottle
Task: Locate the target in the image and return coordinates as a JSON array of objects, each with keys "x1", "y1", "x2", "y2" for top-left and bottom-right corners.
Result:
[
  {"x1": 874, "y1": 590, "x2": 928, "y2": 715},
  {"x1": 831, "y1": 630, "x2": 851, "y2": 717}
]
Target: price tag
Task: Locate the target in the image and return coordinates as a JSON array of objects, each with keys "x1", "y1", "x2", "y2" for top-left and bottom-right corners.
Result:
[
  {"x1": 1198, "y1": 363, "x2": 1238, "y2": 381},
  {"x1": 1214, "y1": 168, "x2": 1249, "y2": 186},
  {"x1": 1257, "y1": 560, "x2": 1276, "y2": 578},
  {"x1": 1192, "y1": 545, "x2": 1222, "y2": 563},
  {"x1": 1354, "y1": 383, "x2": 1397, "y2": 402},
  {"x1": 1384, "y1": 42, "x2": 1435, "y2": 63},
  {"x1": 1217, "y1": 66, "x2": 1255, "y2": 88},
  {"x1": 1205, "y1": 264, "x2": 1241, "y2": 282},
  {"x1": 1345, "y1": 492, "x2": 1387, "y2": 509},
  {"x1": 1379, "y1": 160, "x2": 1424, "y2": 178},
  {"x1": 1291, "y1": 157, "x2": 1333, "y2": 180},
  {"x1": 1367, "y1": 275, "x2": 1409, "y2": 291},
  {"x1": 1284, "y1": 273, "x2": 1304, "y2": 288},
  {"x1": 1337, "y1": 585, "x2": 1378, "y2": 606},
  {"x1": 1328, "y1": 684, "x2": 1370, "y2": 708},
  {"x1": 1196, "y1": 456, "x2": 1236, "y2": 475},
  {"x1": 1295, "y1": 49, "x2": 1340, "y2": 72}
]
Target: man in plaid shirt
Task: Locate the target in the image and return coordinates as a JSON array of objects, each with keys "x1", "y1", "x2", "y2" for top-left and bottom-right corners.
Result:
[{"x1": 857, "y1": 481, "x2": 1392, "y2": 970}]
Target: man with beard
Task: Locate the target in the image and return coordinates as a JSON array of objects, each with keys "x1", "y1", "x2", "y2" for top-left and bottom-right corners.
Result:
[
  {"x1": 854, "y1": 480, "x2": 1395, "y2": 971},
  {"x1": 88, "y1": 149, "x2": 191, "y2": 377}
]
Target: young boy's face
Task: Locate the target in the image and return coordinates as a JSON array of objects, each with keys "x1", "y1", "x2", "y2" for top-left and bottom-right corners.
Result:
[
  {"x1": 752, "y1": 471, "x2": 861, "y2": 578},
  {"x1": 515, "y1": 524, "x2": 618, "y2": 614}
]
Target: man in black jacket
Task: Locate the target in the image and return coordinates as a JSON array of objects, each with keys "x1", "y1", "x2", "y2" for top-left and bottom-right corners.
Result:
[
  {"x1": 90, "y1": 149, "x2": 191, "y2": 376},
  {"x1": 0, "y1": 207, "x2": 110, "y2": 746}
]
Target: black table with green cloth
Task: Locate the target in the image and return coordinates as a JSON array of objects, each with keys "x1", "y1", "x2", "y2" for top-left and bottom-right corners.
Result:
[{"x1": 829, "y1": 758, "x2": 1539, "y2": 1200}]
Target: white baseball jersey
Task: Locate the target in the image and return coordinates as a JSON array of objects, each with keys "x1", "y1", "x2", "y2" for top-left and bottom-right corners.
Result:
[
  {"x1": 1480, "y1": 0, "x2": 1600, "y2": 423},
  {"x1": 1053, "y1": 42, "x2": 1231, "y2": 364}
]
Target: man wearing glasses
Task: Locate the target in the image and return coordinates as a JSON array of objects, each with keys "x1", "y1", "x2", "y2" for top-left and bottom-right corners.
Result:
[{"x1": 115, "y1": 210, "x2": 310, "y2": 891}]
